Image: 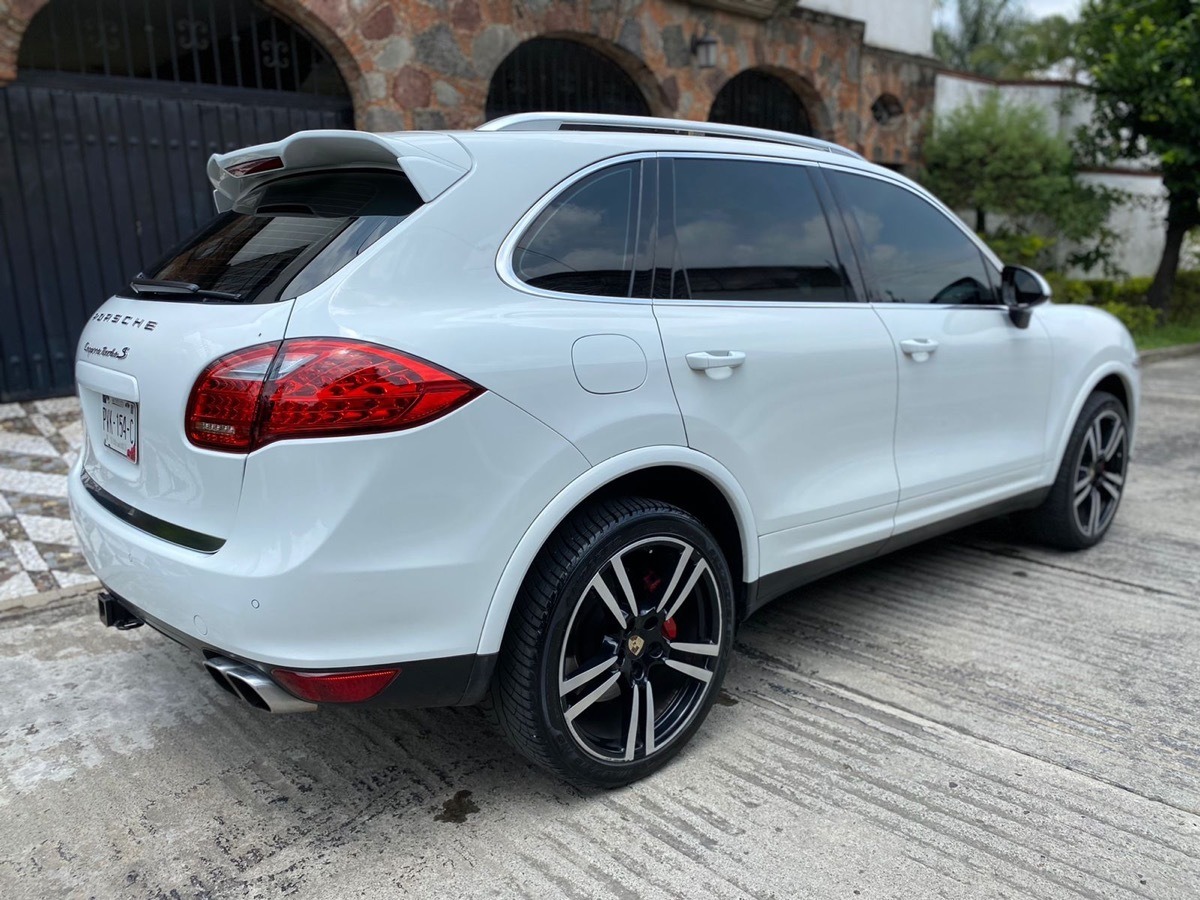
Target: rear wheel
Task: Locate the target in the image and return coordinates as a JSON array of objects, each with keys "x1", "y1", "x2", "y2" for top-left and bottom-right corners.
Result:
[
  {"x1": 490, "y1": 497, "x2": 735, "y2": 788},
  {"x1": 1022, "y1": 391, "x2": 1129, "y2": 550}
]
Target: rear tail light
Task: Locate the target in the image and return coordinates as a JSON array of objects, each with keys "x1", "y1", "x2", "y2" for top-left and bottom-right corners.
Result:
[
  {"x1": 272, "y1": 667, "x2": 399, "y2": 703},
  {"x1": 186, "y1": 339, "x2": 483, "y2": 452},
  {"x1": 225, "y1": 155, "x2": 284, "y2": 177}
]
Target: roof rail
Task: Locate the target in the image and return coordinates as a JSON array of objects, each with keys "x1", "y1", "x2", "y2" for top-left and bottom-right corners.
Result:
[{"x1": 477, "y1": 112, "x2": 864, "y2": 160}]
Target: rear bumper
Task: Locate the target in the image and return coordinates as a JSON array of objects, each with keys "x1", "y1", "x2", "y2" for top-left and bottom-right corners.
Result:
[
  {"x1": 99, "y1": 587, "x2": 497, "y2": 709},
  {"x1": 68, "y1": 389, "x2": 589, "y2": 671}
]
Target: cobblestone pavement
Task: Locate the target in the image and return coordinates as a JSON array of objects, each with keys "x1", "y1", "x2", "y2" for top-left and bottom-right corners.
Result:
[{"x1": 0, "y1": 397, "x2": 96, "y2": 601}]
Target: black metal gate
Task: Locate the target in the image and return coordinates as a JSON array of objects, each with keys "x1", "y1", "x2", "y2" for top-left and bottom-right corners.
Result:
[
  {"x1": 709, "y1": 70, "x2": 813, "y2": 136},
  {"x1": 485, "y1": 38, "x2": 651, "y2": 120},
  {"x1": 0, "y1": 0, "x2": 352, "y2": 401}
]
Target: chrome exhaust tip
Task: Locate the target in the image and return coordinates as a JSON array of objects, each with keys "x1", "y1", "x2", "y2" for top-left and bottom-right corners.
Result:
[{"x1": 204, "y1": 657, "x2": 317, "y2": 714}]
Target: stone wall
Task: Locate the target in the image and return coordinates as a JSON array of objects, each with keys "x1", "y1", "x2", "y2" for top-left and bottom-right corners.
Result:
[{"x1": 0, "y1": 0, "x2": 939, "y2": 166}]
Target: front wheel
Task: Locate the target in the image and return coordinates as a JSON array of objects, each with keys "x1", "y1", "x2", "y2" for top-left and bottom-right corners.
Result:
[
  {"x1": 490, "y1": 497, "x2": 735, "y2": 788},
  {"x1": 1021, "y1": 390, "x2": 1129, "y2": 550}
]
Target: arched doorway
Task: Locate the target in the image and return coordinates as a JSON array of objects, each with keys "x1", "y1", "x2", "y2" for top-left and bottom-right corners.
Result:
[
  {"x1": 0, "y1": 0, "x2": 353, "y2": 400},
  {"x1": 485, "y1": 37, "x2": 651, "y2": 120},
  {"x1": 709, "y1": 70, "x2": 814, "y2": 136}
]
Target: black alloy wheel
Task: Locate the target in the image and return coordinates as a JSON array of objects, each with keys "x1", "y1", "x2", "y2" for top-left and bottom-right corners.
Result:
[
  {"x1": 1021, "y1": 391, "x2": 1130, "y2": 550},
  {"x1": 489, "y1": 497, "x2": 735, "y2": 788}
]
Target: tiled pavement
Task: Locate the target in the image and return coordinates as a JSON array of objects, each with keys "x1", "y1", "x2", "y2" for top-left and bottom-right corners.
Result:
[{"x1": 0, "y1": 397, "x2": 97, "y2": 602}]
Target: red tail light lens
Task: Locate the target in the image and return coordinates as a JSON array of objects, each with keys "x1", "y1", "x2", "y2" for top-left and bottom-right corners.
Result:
[
  {"x1": 272, "y1": 667, "x2": 399, "y2": 703},
  {"x1": 185, "y1": 343, "x2": 278, "y2": 451},
  {"x1": 186, "y1": 339, "x2": 483, "y2": 452},
  {"x1": 225, "y1": 155, "x2": 284, "y2": 177}
]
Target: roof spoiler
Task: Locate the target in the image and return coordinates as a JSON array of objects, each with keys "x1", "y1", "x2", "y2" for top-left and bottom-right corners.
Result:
[{"x1": 207, "y1": 130, "x2": 471, "y2": 212}]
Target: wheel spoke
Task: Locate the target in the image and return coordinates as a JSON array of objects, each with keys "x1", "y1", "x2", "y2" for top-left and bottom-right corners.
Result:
[
  {"x1": 623, "y1": 682, "x2": 641, "y2": 761},
  {"x1": 1074, "y1": 470, "x2": 1092, "y2": 494},
  {"x1": 668, "y1": 640, "x2": 720, "y2": 658},
  {"x1": 610, "y1": 554, "x2": 640, "y2": 619},
  {"x1": 1102, "y1": 423, "x2": 1125, "y2": 462},
  {"x1": 661, "y1": 559, "x2": 711, "y2": 621},
  {"x1": 655, "y1": 545, "x2": 693, "y2": 616},
  {"x1": 560, "y1": 653, "x2": 619, "y2": 696},
  {"x1": 588, "y1": 574, "x2": 628, "y2": 629},
  {"x1": 664, "y1": 659, "x2": 713, "y2": 685},
  {"x1": 1087, "y1": 487, "x2": 1101, "y2": 535},
  {"x1": 564, "y1": 671, "x2": 621, "y2": 723},
  {"x1": 1088, "y1": 418, "x2": 1104, "y2": 462},
  {"x1": 1074, "y1": 481, "x2": 1092, "y2": 508},
  {"x1": 644, "y1": 679, "x2": 656, "y2": 755},
  {"x1": 1102, "y1": 470, "x2": 1124, "y2": 489},
  {"x1": 1098, "y1": 478, "x2": 1121, "y2": 501}
]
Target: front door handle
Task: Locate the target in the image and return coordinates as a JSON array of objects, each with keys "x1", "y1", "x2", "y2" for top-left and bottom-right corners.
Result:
[
  {"x1": 899, "y1": 338, "x2": 939, "y2": 362},
  {"x1": 686, "y1": 350, "x2": 746, "y2": 380}
]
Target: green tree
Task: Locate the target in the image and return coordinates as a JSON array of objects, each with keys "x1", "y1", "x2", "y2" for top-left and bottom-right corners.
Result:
[
  {"x1": 936, "y1": 3, "x2": 1082, "y2": 79},
  {"x1": 1077, "y1": 0, "x2": 1200, "y2": 313},
  {"x1": 934, "y1": 0, "x2": 1030, "y2": 77},
  {"x1": 922, "y1": 93, "x2": 1117, "y2": 270}
]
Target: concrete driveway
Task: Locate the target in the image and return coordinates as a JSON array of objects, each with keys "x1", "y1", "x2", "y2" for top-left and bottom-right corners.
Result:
[{"x1": 1, "y1": 356, "x2": 1197, "y2": 899}]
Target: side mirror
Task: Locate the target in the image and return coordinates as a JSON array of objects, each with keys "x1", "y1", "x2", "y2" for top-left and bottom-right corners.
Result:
[{"x1": 1001, "y1": 265, "x2": 1052, "y2": 329}]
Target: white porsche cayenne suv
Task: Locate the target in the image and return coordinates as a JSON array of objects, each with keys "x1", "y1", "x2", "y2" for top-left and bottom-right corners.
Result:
[{"x1": 71, "y1": 113, "x2": 1138, "y2": 787}]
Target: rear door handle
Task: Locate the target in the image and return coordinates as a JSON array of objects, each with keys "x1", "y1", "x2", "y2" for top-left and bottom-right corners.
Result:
[
  {"x1": 686, "y1": 350, "x2": 746, "y2": 380},
  {"x1": 899, "y1": 338, "x2": 939, "y2": 362}
]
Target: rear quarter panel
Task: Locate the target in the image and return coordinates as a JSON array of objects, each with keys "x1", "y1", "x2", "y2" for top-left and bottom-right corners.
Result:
[{"x1": 283, "y1": 137, "x2": 687, "y2": 466}]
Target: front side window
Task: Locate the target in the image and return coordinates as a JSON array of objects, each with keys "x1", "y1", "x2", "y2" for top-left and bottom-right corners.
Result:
[
  {"x1": 140, "y1": 170, "x2": 421, "y2": 303},
  {"x1": 513, "y1": 161, "x2": 644, "y2": 297},
  {"x1": 666, "y1": 158, "x2": 849, "y2": 303},
  {"x1": 830, "y1": 172, "x2": 996, "y2": 305}
]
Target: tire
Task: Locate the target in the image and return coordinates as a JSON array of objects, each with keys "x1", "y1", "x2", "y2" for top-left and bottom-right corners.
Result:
[
  {"x1": 489, "y1": 496, "x2": 736, "y2": 788},
  {"x1": 1021, "y1": 391, "x2": 1129, "y2": 550}
]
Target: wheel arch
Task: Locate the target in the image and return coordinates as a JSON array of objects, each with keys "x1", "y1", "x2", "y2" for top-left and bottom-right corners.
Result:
[
  {"x1": 1051, "y1": 361, "x2": 1139, "y2": 473},
  {"x1": 475, "y1": 447, "x2": 759, "y2": 656}
]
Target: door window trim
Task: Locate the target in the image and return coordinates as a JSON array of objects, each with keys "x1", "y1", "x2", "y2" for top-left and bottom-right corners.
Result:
[
  {"x1": 496, "y1": 152, "x2": 657, "y2": 305},
  {"x1": 652, "y1": 151, "x2": 865, "y2": 310},
  {"x1": 819, "y1": 162, "x2": 1007, "y2": 311}
]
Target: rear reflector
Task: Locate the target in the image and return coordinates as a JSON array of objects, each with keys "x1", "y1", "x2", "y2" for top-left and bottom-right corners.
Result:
[
  {"x1": 225, "y1": 156, "x2": 284, "y2": 177},
  {"x1": 271, "y1": 667, "x2": 399, "y2": 703},
  {"x1": 185, "y1": 338, "x2": 483, "y2": 452}
]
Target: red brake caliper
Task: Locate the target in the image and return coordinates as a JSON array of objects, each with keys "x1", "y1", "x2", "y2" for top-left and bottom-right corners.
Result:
[{"x1": 662, "y1": 617, "x2": 678, "y2": 640}]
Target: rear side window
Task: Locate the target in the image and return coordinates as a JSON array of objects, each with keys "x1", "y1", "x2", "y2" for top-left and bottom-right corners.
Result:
[
  {"x1": 829, "y1": 172, "x2": 996, "y2": 305},
  {"x1": 140, "y1": 170, "x2": 421, "y2": 303},
  {"x1": 513, "y1": 161, "x2": 648, "y2": 297},
  {"x1": 665, "y1": 158, "x2": 849, "y2": 303}
]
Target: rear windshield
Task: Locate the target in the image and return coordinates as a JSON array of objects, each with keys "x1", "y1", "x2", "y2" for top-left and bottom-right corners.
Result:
[{"x1": 136, "y1": 170, "x2": 422, "y2": 303}]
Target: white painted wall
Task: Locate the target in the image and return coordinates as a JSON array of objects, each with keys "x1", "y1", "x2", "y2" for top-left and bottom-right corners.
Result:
[
  {"x1": 935, "y1": 72, "x2": 1166, "y2": 277},
  {"x1": 802, "y1": 0, "x2": 935, "y2": 57}
]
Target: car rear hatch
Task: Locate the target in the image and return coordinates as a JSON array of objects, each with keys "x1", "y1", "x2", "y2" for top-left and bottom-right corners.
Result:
[{"x1": 75, "y1": 129, "x2": 470, "y2": 548}]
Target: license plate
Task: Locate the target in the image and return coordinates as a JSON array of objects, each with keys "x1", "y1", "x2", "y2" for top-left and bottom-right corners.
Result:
[{"x1": 101, "y1": 395, "x2": 139, "y2": 464}]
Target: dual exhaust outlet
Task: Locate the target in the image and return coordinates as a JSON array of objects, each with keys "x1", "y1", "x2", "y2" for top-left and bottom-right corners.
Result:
[
  {"x1": 99, "y1": 590, "x2": 314, "y2": 714},
  {"x1": 204, "y1": 657, "x2": 317, "y2": 714}
]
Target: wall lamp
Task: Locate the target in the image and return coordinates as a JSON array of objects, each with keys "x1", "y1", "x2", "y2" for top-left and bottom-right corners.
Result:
[{"x1": 691, "y1": 31, "x2": 719, "y2": 69}]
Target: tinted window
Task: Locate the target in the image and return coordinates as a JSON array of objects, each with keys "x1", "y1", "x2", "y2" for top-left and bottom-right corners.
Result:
[
  {"x1": 514, "y1": 162, "x2": 641, "y2": 297},
  {"x1": 143, "y1": 171, "x2": 421, "y2": 303},
  {"x1": 831, "y1": 172, "x2": 996, "y2": 305},
  {"x1": 667, "y1": 158, "x2": 848, "y2": 303}
]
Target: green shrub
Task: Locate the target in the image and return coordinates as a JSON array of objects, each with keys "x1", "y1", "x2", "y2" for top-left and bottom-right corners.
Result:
[
  {"x1": 1037, "y1": 270, "x2": 1199, "y2": 328},
  {"x1": 1096, "y1": 300, "x2": 1160, "y2": 333},
  {"x1": 1047, "y1": 277, "x2": 1093, "y2": 305},
  {"x1": 1170, "y1": 271, "x2": 1200, "y2": 323},
  {"x1": 1111, "y1": 276, "x2": 1152, "y2": 307}
]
